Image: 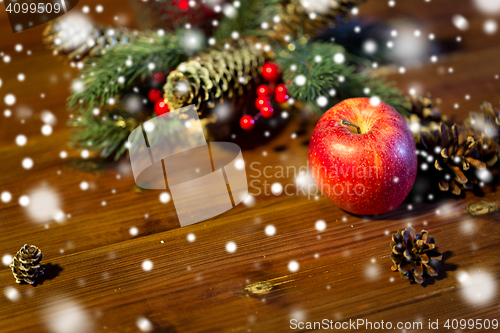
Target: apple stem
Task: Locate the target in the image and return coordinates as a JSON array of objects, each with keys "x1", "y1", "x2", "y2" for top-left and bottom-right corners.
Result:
[{"x1": 341, "y1": 119, "x2": 361, "y2": 134}]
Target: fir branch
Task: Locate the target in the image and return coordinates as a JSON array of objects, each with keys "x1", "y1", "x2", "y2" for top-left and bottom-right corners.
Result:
[
  {"x1": 67, "y1": 31, "x2": 188, "y2": 116},
  {"x1": 69, "y1": 109, "x2": 186, "y2": 160},
  {"x1": 66, "y1": 30, "x2": 189, "y2": 159},
  {"x1": 275, "y1": 41, "x2": 407, "y2": 114},
  {"x1": 315, "y1": 18, "x2": 392, "y2": 64},
  {"x1": 68, "y1": 113, "x2": 130, "y2": 159}
]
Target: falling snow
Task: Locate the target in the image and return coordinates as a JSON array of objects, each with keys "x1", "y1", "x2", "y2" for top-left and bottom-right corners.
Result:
[
  {"x1": 2, "y1": 254, "x2": 12, "y2": 266},
  {"x1": 288, "y1": 260, "x2": 299, "y2": 272},
  {"x1": 264, "y1": 225, "x2": 276, "y2": 236},
  {"x1": 4, "y1": 94, "x2": 15, "y2": 105},
  {"x1": 130, "y1": 227, "x2": 139, "y2": 237},
  {"x1": 159, "y1": 192, "x2": 171, "y2": 203},
  {"x1": 243, "y1": 194, "x2": 256, "y2": 207},
  {"x1": 136, "y1": 317, "x2": 154, "y2": 332},
  {"x1": 457, "y1": 270, "x2": 497, "y2": 306},
  {"x1": 142, "y1": 260, "x2": 153, "y2": 272},
  {"x1": 315, "y1": 220, "x2": 326, "y2": 232},
  {"x1": 22, "y1": 158, "x2": 33, "y2": 169},
  {"x1": 19, "y1": 195, "x2": 30, "y2": 207},
  {"x1": 294, "y1": 75, "x2": 307, "y2": 86},
  {"x1": 41, "y1": 124, "x2": 53, "y2": 136},
  {"x1": 43, "y1": 298, "x2": 93, "y2": 333},
  {"x1": 271, "y1": 182, "x2": 283, "y2": 195},
  {"x1": 453, "y1": 15, "x2": 469, "y2": 31},
  {"x1": 15, "y1": 135, "x2": 27, "y2": 146},
  {"x1": 226, "y1": 241, "x2": 237, "y2": 253},
  {"x1": 4, "y1": 287, "x2": 20, "y2": 302},
  {"x1": 484, "y1": 20, "x2": 498, "y2": 35},
  {"x1": 1, "y1": 191, "x2": 12, "y2": 203}
]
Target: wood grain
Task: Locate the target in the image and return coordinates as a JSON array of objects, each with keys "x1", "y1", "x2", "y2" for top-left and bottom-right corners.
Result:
[{"x1": 0, "y1": 1, "x2": 500, "y2": 332}]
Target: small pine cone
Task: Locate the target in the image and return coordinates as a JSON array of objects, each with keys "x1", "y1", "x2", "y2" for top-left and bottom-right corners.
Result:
[
  {"x1": 43, "y1": 18, "x2": 140, "y2": 62},
  {"x1": 164, "y1": 37, "x2": 267, "y2": 115},
  {"x1": 10, "y1": 244, "x2": 44, "y2": 285},
  {"x1": 421, "y1": 123, "x2": 486, "y2": 195},
  {"x1": 390, "y1": 227, "x2": 442, "y2": 284},
  {"x1": 480, "y1": 101, "x2": 500, "y2": 126}
]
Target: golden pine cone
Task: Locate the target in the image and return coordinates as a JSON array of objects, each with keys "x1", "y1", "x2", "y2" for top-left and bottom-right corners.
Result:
[
  {"x1": 10, "y1": 244, "x2": 44, "y2": 285},
  {"x1": 390, "y1": 227, "x2": 442, "y2": 284}
]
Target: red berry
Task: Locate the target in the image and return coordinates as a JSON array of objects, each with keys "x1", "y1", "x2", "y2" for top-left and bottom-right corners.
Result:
[
  {"x1": 275, "y1": 83, "x2": 288, "y2": 95},
  {"x1": 275, "y1": 92, "x2": 290, "y2": 104},
  {"x1": 240, "y1": 115, "x2": 255, "y2": 131},
  {"x1": 152, "y1": 72, "x2": 166, "y2": 84},
  {"x1": 260, "y1": 106, "x2": 274, "y2": 118},
  {"x1": 257, "y1": 84, "x2": 272, "y2": 97},
  {"x1": 255, "y1": 97, "x2": 271, "y2": 110},
  {"x1": 148, "y1": 88, "x2": 163, "y2": 103},
  {"x1": 178, "y1": 0, "x2": 189, "y2": 11},
  {"x1": 154, "y1": 99, "x2": 170, "y2": 115},
  {"x1": 261, "y1": 62, "x2": 281, "y2": 82}
]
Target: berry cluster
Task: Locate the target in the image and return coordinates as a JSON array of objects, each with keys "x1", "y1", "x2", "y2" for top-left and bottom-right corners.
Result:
[
  {"x1": 148, "y1": 62, "x2": 290, "y2": 129},
  {"x1": 147, "y1": 72, "x2": 171, "y2": 116},
  {"x1": 240, "y1": 62, "x2": 290, "y2": 131}
]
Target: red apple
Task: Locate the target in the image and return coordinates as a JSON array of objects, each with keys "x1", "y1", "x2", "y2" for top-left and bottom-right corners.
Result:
[{"x1": 308, "y1": 98, "x2": 417, "y2": 215}]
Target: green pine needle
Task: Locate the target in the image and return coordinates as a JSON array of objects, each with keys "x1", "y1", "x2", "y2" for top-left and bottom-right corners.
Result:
[{"x1": 275, "y1": 41, "x2": 408, "y2": 115}]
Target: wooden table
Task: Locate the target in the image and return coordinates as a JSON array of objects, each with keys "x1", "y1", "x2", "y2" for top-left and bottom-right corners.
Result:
[{"x1": 0, "y1": 1, "x2": 499, "y2": 332}]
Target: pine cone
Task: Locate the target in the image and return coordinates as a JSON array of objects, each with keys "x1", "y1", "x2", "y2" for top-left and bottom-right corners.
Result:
[
  {"x1": 390, "y1": 227, "x2": 442, "y2": 284},
  {"x1": 406, "y1": 93, "x2": 447, "y2": 123},
  {"x1": 273, "y1": 0, "x2": 365, "y2": 42},
  {"x1": 404, "y1": 93, "x2": 447, "y2": 144},
  {"x1": 464, "y1": 101, "x2": 500, "y2": 167},
  {"x1": 420, "y1": 123, "x2": 486, "y2": 195},
  {"x1": 479, "y1": 101, "x2": 500, "y2": 126},
  {"x1": 10, "y1": 244, "x2": 44, "y2": 285},
  {"x1": 43, "y1": 17, "x2": 140, "y2": 62},
  {"x1": 164, "y1": 37, "x2": 267, "y2": 115}
]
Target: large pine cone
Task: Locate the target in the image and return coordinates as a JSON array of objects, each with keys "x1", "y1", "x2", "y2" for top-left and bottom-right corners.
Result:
[
  {"x1": 10, "y1": 244, "x2": 44, "y2": 285},
  {"x1": 390, "y1": 227, "x2": 442, "y2": 284},
  {"x1": 164, "y1": 37, "x2": 267, "y2": 115},
  {"x1": 420, "y1": 123, "x2": 486, "y2": 195}
]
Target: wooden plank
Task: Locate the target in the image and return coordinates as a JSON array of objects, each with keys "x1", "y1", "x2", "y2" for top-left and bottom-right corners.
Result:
[{"x1": 0, "y1": 1, "x2": 499, "y2": 333}]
